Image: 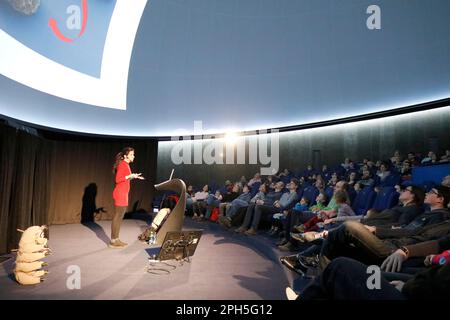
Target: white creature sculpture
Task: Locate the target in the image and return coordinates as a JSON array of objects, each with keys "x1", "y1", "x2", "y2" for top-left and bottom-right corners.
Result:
[{"x1": 14, "y1": 225, "x2": 50, "y2": 285}]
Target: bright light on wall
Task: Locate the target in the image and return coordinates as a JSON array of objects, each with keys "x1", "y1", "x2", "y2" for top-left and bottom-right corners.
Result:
[{"x1": 224, "y1": 132, "x2": 239, "y2": 145}]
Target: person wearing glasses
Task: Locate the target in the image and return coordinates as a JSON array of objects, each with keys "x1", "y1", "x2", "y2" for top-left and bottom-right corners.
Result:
[
  {"x1": 286, "y1": 211, "x2": 450, "y2": 300},
  {"x1": 380, "y1": 185, "x2": 450, "y2": 273},
  {"x1": 284, "y1": 186, "x2": 450, "y2": 275},
  {"x1": 285, "y1": 253, "x2": 450, "y2": 300},
  {"x1": 361, "y1": 185, "x2": 425, "y2": 227}
]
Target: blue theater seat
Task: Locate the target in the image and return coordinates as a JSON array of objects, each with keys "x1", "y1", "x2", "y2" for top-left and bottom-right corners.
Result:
[
  {"x1": 303, "y1": 185, "x2": 319, "y2": 205},
  {"x1": 352, "y1": 186, "x2": 376, "y2": 216},
  {"x1": 296, "y1": 186, "x2": 304, "y2": 200},
  {"x1": 325, "y1": 186, "x2": 334, "y2": 201},
  {"x1": 419, "y1": 180, "x2": 436, "y2": 192},
  {"x1": 250, "y1": 181, "x2": 261, "y2": 198},
  {"x1": 347, "y1": 188, "x2": 356, "y2": 206},
  {"x1": 218, "y1": 186, "x2": 228, "y2": 195},
  {"x1": 372, "y1": 186, "x2": 399, "y2": 211},
  {"x1": 208, "y1": 180, "x2": 218, "y2": 193},
  {"x1": 377, "y1": 173, "x2": 401, "y2": 187},
  {"x1": 280, "y1": 175, "x2": 292, "y2": 184}
]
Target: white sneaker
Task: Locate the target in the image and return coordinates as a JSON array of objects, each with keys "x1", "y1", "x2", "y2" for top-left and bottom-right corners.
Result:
[{"x1": 285, "y1": 287, "x2": 299, "y2": 300}]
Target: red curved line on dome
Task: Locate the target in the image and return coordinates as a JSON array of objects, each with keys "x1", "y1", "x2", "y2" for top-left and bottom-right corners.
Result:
[
  {"x1": 78, "y1": 0, "x2": 88, "y2": 38},
  {"x1": 48, "y1": 18, "x2": 74, "y2": 43}
]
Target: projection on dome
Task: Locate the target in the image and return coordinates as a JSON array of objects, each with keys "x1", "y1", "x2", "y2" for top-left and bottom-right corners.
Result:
[
  {"x1": 1, "y1": 0, "x2": 450, "y2": 137},
  {"x1": 0, "y1": 0, "x2": 147, "y2": 110}
]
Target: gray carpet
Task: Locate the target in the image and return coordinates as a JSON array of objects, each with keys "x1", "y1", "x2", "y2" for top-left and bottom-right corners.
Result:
[{"x1": 0, "y1": 218, "x2": 294, "y2": 300}]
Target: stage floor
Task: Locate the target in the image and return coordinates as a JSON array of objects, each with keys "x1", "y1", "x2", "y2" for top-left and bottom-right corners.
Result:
[{"x1": 0, "y1": 218, "x2": 294, "y2": 300}]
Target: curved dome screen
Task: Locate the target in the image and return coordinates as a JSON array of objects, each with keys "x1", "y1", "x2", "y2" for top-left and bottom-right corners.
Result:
[{"x1": 1, "y1": 0, "x2": 450, "y2": 136}]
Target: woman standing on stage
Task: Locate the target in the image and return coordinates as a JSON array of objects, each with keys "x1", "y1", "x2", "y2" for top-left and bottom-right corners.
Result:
[{"x1": 110, "y1": 147, "x2": 144, "y2": 248}]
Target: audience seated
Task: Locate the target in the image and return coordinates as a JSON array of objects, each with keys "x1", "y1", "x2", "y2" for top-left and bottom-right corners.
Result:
[
  {"x1": 267, "y1": 196, "x2": 310, "y2": 236},
  {"x1": 321, "y1": 165, "x2": 332, "y2": 181},
  {"x1": 376, "y1": 162, "x2": 392, "y2": 185},
  {"x1": 421, "y1": 151, "x2": 438, "y2": 165},
  {"x1": 362, "y1": 185, "x2": 424, "y2": 227},
  {"x1": 286, "y1": 186, "x2": 450, "y2": 275},
  {"x1": 400, "y1": 160, "x2": 412, "y2": 181},
  {"x1": 217, "y1": 184, "x2": 254, "y2": 228},
  {"x1": 247, "y1": 173, "x2": 262, "y2": 187},
  {"x1": 236, "y1": 180, "x2": 299, "y2": 235},
  {"x1": 347, "y1": 171, "x2": 358, "y2": 188},
  {"x1": 406, "y1": 151, "x2": 419, "y2": 166},
  {"x1": 285, "y1": 255, "x2": 450, "y2": 300},
  {"x1": 291, "y1": 190, "x2": 359, "y2": 243},
  {"x1": 185, "y1": 185, "x2": 195, "y2": 215},
  {"x1": 203, "y1": 182, "x2": 240, "y2": 221},
  {"x1": 184, "y1": 147, "x2": 449, "y2": 300},
  {"x1": 192, "y1": 184, "x2": 210, "y2": 219},
  {"x1": 357, "y1": 169, "x2": 375, "y2": 187},
  {"x1": 277, "y1": 181, "x2": 348, "y2": 252},
  {"x1": 238, "y1": 175, "x2": 248, "y2": 188}
]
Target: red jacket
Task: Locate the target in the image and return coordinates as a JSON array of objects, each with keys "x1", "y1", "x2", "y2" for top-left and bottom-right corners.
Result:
[{"x1": 113, "y1": 160, "x2": 131, "y2": 206}]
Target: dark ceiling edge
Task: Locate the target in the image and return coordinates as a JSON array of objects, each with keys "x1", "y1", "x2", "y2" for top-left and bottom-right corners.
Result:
[{"x1": 1, "y1": 97, "x2": 449, "y2": 142}]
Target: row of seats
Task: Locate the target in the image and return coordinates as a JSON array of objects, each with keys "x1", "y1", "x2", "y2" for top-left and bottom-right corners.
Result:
[
  {"x1": 352, "y1": 186, "x2": 399, "y2": 215},
  {"x1": 154, "y1": 176, "x2": 438, "y2": 212}
]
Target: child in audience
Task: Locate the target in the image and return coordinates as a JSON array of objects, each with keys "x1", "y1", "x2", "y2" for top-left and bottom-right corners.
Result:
[
  {"x1": 267, "y1": 197, "x2": 310, "y2": 235},
  {"x1": 292, "y1": 192, "x2": 329, "y2": 233},
  {"x1": 291, "y1": 191, "x2": 360, "y2": 242},
  {"x1": 293, "y1": 196, "x2": 311, "y2": 212}
]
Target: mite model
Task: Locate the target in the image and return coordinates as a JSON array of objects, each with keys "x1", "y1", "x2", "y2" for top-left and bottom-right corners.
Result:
[{"x1": 13, "y1": 225, "x2": 50, "y2": 285}]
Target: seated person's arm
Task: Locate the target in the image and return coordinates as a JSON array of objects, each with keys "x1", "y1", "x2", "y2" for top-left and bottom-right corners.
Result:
[
  {"x1": 401, "y1": 264, "x2": 450, "y2": 299},
  {"x1": 381, "y1": 239, "x2": 442, "y2": 272},
  {"x1": 320, "y1": 209, "x2": 337, "y2": 219}
]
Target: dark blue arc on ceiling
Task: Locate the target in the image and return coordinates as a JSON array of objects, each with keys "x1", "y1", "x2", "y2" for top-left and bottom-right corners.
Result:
[{"x1": 1, "y1": 0, "x2": 450, "y2": 136}]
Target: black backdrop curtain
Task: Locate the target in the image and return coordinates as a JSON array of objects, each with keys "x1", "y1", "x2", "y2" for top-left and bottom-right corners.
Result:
[
  {"x1": 0, "y1": 124, "x2": 50, "y2": 254},
  {"x1": 0, "y1": 121, "x2": 158, "y2": 254},
  {"x1": 47, "y1": 138, "x2": 157, "y2": 224}
]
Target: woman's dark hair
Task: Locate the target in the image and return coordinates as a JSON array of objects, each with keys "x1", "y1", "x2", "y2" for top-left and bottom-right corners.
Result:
[
  {"x1": 113, "y1": 147, "x2": 134, "y2": 174},
  {"x1": 435, "y1": 185, "x2": 450, "y2": 208},
  {"x1": 290, "y1": 178, "x2": 300, "y2": 188},
  {"x1": 380, "y1": 162, "x2": 390, "y2": 170},
  {"x1": 408, "y1": 186, "x2": 425, "y2": 206},
  {"x1": 261, "y1": 183, "x2": 268, "y2": 193},
  {"x1": 187, "y1": 185, "x2": 195, "y2": 195}
]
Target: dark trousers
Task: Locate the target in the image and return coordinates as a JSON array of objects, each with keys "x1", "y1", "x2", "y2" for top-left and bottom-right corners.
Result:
[
  {"x1": 111, "y1": 206, "x2": 127, "y2": 239},
  {"x1": 283, "y1": 210, "x2": 316, "y2": 241},
  {"x1": 300, "y1": 257, "x2": 407, "y2": 300},
  {"x1": 321, "y1": 221, "x2": 396, "y2": 268},
  {"x1": 241, "y1": 204, "x2": 256, "y2": 228},
  {"x1": 241, "y1": 204, "x2": 280, "y2": 230},
  {"x1": 193, "y1": 201, "x2": 207, "y2": 216}
]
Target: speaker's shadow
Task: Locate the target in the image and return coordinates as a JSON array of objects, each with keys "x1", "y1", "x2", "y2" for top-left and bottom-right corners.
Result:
[
  {"x1": 81, "y1": 222, "x2": 110, "y2": 245},
  {"x1": 80, "y1": 183, "x2": 110, "y2": 245}
]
